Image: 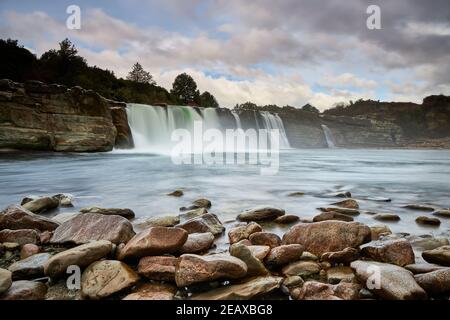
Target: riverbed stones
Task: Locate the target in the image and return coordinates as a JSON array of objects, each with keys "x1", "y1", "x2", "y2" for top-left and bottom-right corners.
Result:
[
  {"x1": 181, "y1": 198, "x2": 211, "y2": 211},
  {"x1": 135, "y1": 215, "x2": 180, "y2": 229},
  {"x1": 282, "y1": 261, "x2": 321, "y2": 277},
  {"x1": 274, "y1": 215, "x2": 300, "y2": 224},
  {"x1": 0, "y1": 280, "x2": 47, "y2": 300},
  {"x1": 405, "y1": 263, "x2": 447, "y2": 274},
  {"x1": 8, "y1": 253, "x2": 52, "y2": 280},
  {"x1": 20, "y1": 244, "x2": 40, "y2": 259},
  {"x1": 414, "y1": 268, "x2": 450, "y2": 295},
  {"x1": 191, "y1": 276, "x2": 283, "y2": 300},
  {"x1": 176, "y1": 213, "x2": 224, "y2": 236},
  {"x1": 0, "y1": 229, "x2": 39, "y2": 245},
  {"x1": 422, "y1": 245, "x2": 450, "y2": 266},
  {"x1": 237, "y1": 206, "x2": 285, "y2": 221},
  {"x1": 264, "y1": 244, "x2": 304, "y2": 266},
  {"x1": 249, "y1": 232, "x2": 281, "y2": 248},
  {"x1": 403, "y1": 204, "x2": 435, "y2": 211},
  {"x1": 137, "y1": 256, "x2": 178, "y2": 281},
  {"x1": 373, "y1": 213, "x2": 400, "y2": 221},
  {"x1": 50, "y1": 213, "x2": 135, "y2": 245},
  {"x1": 167, "y1": 190, "x2": 184, "y2": 197},
  {"x1": 331, "y1": 199, "x2": 359, "y2": 209},
  {"x1": 175, "y1": 254, "x2": 248, "y2": 287},
  {"x1": 351, "y1": 260, "x2": 427, "y2": 300},
  {"x1": 370, "y1": 225, "x2": 392, "y2": 240},
  {"x1": 415, "y1": 216, "x2": 441, "y2": 226},
  {"x1": 291, "y1": 281, "x2": 360, "y2": 300},
  {"x1": 230, "y1": 243, "x2": 268, "y2": 276},
  {"x1": 79, "y1": 207, "x2": 135, "y2": 219},
  {"x1": 179, "y1": 208, "x2": 208, "y2": 222},
  {"x1": 321, "y1": 247, "x2": 360, "y2": 265},
  {"x1": 123, "y1": 283, "x2": 177, "y2": 300},
  {"x1": 313, "y1": 211, "x2": 353, "y2": 222},
  {"x1": 282, "y1": 221, "x2": 371, "y2": 256},
  {"x1": 44, "y1": 240, "x2": 113, "y2": 278},
  {"x1": 247, "y1": 245, "x2": 271, "y2": 261},
  {"x1": 326, "y1": 266, "x2": 356, "y2": 284},
  {"x1": 22, "y1": 196, "x2": 59, "y2": 214},
  {"x1": 118, "y1": 226, "x2": 188, "y2": 260},
  {"x1": 432, "y1": 209, "x2": 450, "y2": 218},
  {"x1": 228, "y1": 222, "x2": 262, "y2": 244},
  {"x1": 319, "y1": 207, "x2": 360, "y2": 216},
  {"x1": 180, "y1": 232, "x2": 214, "y2": 254},
  {"x1": 53, "y1": 194, "x2": 74, "y2": 207},
  {"x1": 0, "y1": 268, "x2": 12, "y2": 294},
  {"x1": 361, "y1": 239, "x2": 415, "y2": 266},
  {"x1": 0, "y1": 205, "x2": 59, "y2": 231}
]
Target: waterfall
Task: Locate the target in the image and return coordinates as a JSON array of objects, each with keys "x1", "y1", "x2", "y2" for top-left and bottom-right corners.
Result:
[
  {"x1": 231, "y1": 111, "x2": 242, "y2": 129},
  {"x1": 321, "y1": 124, "x2": 337, "y2": 148},
  {"x1": 260, "y1": 111, "x2": 291, "y2": 148}
]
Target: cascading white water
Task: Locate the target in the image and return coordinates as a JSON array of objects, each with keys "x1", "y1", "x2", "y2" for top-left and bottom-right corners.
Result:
[
  {"x1": 231, "y1": 111, "x2": 242, "y2": 129},
  {"x1": 321, "y1": 124, "x2": 337, "y2": 148},
  {"x1": 260, "y1": 111, "x2": 291, "y2": 148}
]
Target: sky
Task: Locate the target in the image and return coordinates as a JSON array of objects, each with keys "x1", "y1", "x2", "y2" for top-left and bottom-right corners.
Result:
[{"x1": 0, "y1": 0, "x2": 449, "y2": 110}]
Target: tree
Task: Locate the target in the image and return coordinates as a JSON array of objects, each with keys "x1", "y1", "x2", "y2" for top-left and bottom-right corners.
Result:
[
  {"x1": 301, "y1": 103, "x2": 319, "y2": 113},
  {"x1": 200, "y1": 91, "x2": 219, "y2": 108},
  {"x1": 126, "y1": 62, "x2": 155, "y2": 84},
  {"x1": 171, "y1": 73, "x2": 198, "y2": 104},
  {"x1": 0, "y1": 39, "x2": 38, "y2": 81}
]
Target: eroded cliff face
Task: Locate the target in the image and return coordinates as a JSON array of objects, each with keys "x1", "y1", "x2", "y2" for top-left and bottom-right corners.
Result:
[{"x1": 0, "y1": 79, "x2": 133, "y2": 152}]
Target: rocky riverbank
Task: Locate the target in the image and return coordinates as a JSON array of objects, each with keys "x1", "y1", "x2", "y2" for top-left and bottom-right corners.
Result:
[{"x1": 0, "y1": 191, "x2": 449, "y2": 300}]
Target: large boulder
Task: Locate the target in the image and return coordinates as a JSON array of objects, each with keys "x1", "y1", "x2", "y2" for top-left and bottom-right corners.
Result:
[
  {"x1": 79, "y1": 207, "x2": 135, "y2": 219},
  {"x1": 0, "y1": 205, "x2": 59, "y2": 231},
  {"x1": 44, "y1": 240, "x2": 113, "y2": 278},
  {"x1": 81, "y1": 260, "x2": 139, "y2": 299},
  {"x1": 0, "y1": 229, "x2": 39, "y2": 245},
  {"x1": 137, "y1": 256, "x2": 178, "y2": 282},
  {"x1": 179, "y1": 232, "x2": 215, "y2": 254},
  {"x1": 118, "y1": 227, "x2": 187, "y2": 260},
  {"x1": 282, "y1": 221, "x2": 371, "y2": 256},
  {"x1": 8, "y1": 253, "x2": 52, "y2": 280},
  {"x1": 414, "y1": 268, "x2": 450, "y2": 295},
  {"x1": 249, "y1": 232, "x2": 281, "y2": 248},
  {"x1": 175, "y1": 254, "x2": 247, "y2": 287},
  {"x1": 0, "y1": 280, "x2": 47, "y2": 300},
  {"x1": 50, "y1": 213, "x2": 135, "y2": 245},
  {"x1": 361, "y1": 239, "x2": 415, "y2": 266},
  {"x1": 237, "y1": 206, "x2": 285, "y2": 221},
  {"x1": 422, "y1": 245, "x2": 450, "y2": 266},
  {"x1": 291, "y1": 281, "x2": 360, "y2": 300},
  {"x1": 228, "y1": 222, "x2": 262, "y2": 244},
  {"x1": 264, "y1": 244, "x2": 304, "y2": 266},
  {"x1": 0, "y1": 268, "x2": 12, "y2": 294},
  {"x1": 351, "y1": 260, "x2": 427, "y2": 300},
  {"x1": 22, "y1": 196, "x2": 59, "y2": 214},
  {"x1": 175, "y1": 213, "x2": 224, "y2": 236}
]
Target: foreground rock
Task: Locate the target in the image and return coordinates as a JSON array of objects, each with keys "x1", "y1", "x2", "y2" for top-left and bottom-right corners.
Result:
[
  {"x1": 274, "y1": 215, "x2": 300, "y2": 224},
  {"x1": 0, "y1": 280, "x2": 47, "y2": 300},
  {"x1": 8, "y1": 253, "x2": 52, "y2": 280},
  {"x1": 326, "y1": 266, "x2": 356, "y2": 284},
  {"x1": 313, "y1": 211, "x2": 353, "y2": 222},
  {"x1": 81, "y1": 260, "x2": 139, "y2": 299},
  {"x1": 118, "y1": 227, "x2": 187, "y2": 260},
  {"x1": 373, "y1": 213, "x2": 400, "y2": 221},
  {"x1": 321, "y1": 247, "x2": 360, "y2": 265},
  {"x1": 20, "y1": 244, "x2": 40, "y2": 259},
  {"x1": 0, "y1": 229, "x2": 39, "y2": 245},
  {"x1": 291, "y1": 281, "x2": 360, "y2": 300},
  {"x1": 282, "y1": 261, "x2": 321, "y2": 277},
  {"x1": 319, "y1": 207, "x2": 360, "y2": 216},
  {"x1": 247, "y1": 246, "x2": 271, "y2": 260},
  {"x1": 79, "y1": 207, "x2": 135, "y2": 219},
  {"x1": 282, "y1": 221, "x2": 371, "y2": 256},
  {"x1": 414, "y1": 268, "x2": 450, "y2": 295},
  {"x1": 265, "y1": 244, "x2": 304, "y2": 266},
  {"x1": 249, "y1": 232, "x2": 281, "y2": 248},
  {"x1": 351, "y1": 260, "x2": 427, "y2": 300},
  {"x1": 230, "y1": 243, "x2": 268, "y2": 276},
  {"x1": 237, "y1": 206, "x2": 285, "y2": 221},
  {"x1": 331, "y1": 199, "x2": 359, "y2": 209},
  {"x1": 50, "y1": 213, "x2": 135, "y2": 245},
  {"x1": 135, "y1": 215, "x2": 180, "y2": 229},
  {"x1": 44, "y1": 240, "x2": 113, "y2": 278},
  {"x1": 405, "y1": 263, "x2": 447, "y2": 274},
  {"x1": 228, "y1": 222, "x2": 262, "y2": 244},
  {"x1": 123, "y1": 283, "x2": 176, "y2": 300},
  {"x1": 432, "y1": 209, "x2": 450, "y2": 218},
  {"x1": 422, "y1": 245, "x2": 450, "y2": 266},
  {"x1": 403, "y1": 204, "x2": 435, "y2": 211},
  {"x1": 361, "y1": 239, "x2": 415, "y2": 266},
  {"x1": 0, "y1": 205, "x2": 59, "y2": 231},
  {"x1": 176, "y1": 213, "x2": 224, "y2": 236},
  {"x1": 22, "y1": 197, "x2": 59, "y2": 214},
  {"x1": 370, "y1": 225, "x2": 392, "y2": 240},
  {"x1": 191, "y1": 276, "x2": 283, "y2": 300},
  {"x1": 415, "y1": 216, "x2": 441, "y2": 226},
  {"x1": 137, "y1": 256, "x2": 178, "y2": 282},
  {"x1": 179, "y1": 232, "x2": 214, "y2": 254},
  {"x1": 180, "y1": 198, "x2": 211, "y2": 211},
  {"x1": 0, "y1": 268, "x2": 12, "y2": 294},
  {"x1": 175, "y1": 254, "x2": 247, "y2": 287}
]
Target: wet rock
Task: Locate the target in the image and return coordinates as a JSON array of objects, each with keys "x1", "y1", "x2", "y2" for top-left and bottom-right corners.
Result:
[
  {"x1": 50, "y1": 213, "x2": 135, "y2": 245},
  {"x1": 288, "y1": 192, "x2": 305, "y2": 197},
  {"x1": 319, "y1": 207, "x2": 360, "y2": 216},
  {"x1": 361, "y1": 239, "x2": 415, "y2": 266},
  {"x1": 422, "y1": 245, "x2": 450, "y2": 266},
  {"x1": 249, "y1": 232, "x2": 281, "y2": 248},
  {"x1": 39, "y1": 231, "x2": 53, "y2": 244},
  {"x1": 415, "y1": 216, "x2": 441, "y2": 226},
  {"x1": 326, "y1": 266, "x2": 356, "y2": 284},
  {"x1": 321, "y1": 247, "x2": 360, "y2": 265},
  {"x1": 81, "y1": 260, "x2": 140, "y2": 299},
  {"x1": 44, "y1": 240, "x2": 113, "y2": 278},
  {"x1": 118, "y1": 226, "x2": 187, "y2": 260},
  {"x1": 0, "y1": 280, "x2": 47, "y2": 300},
  {"x1": 235, "y1": 239, "x2": 252, "y2": 246},
  {"x1": 179, "y1": 208, "x2": 208, "y2": 221},
  {"x1": 313, "y1": 211, "x2": 353, "y2": 222},
  {"x1": 8, "y1": 253, "x2": 52, "y2": 280},
  {"x1": 366, "y1": 197, "x2": 391, "y2": 202},
  {"x1": 264, "y1": 244, "x2": 304, "y2": 266},
  {"x1": 291, "y1": 281, "x2": 360, "y2": 300},
  {"x1": 180, "y1": 198, "x2": 211, "y2": 211},
  {"x1": 175, "y1": 254, "x2": 247, "y2": 287},
  {"x1": 432, "y1": 209, "x2": 450, "y2": 218},
  {"x1": 79, "y1": 207, "x2": 135, "y2": 219},
  {"x1": 0, "y1": 268, "x2": 12, "y2": 294},
  {"x1": 370, "y1": 225, "x2": 392, "y2": 240},
  {"x1": 135, "y1": 215, "x2": 180, "y2": 229},
  {"x1": 20, "y1": 244, "x2": 40, "y2": 259},
  {"x1": 176, "y1": 213, "x2": 224, "y2": 236},
  {"x1": 180, "y1": 232, "x2": 214, "y2": 254},
  {"x1": 274, "y1": 215, "x2": 300, "y2": 224},
  {"x1": 228, "y1": 222, "x2": 262, "y2": 244},
  {"x1": 22, "y1": 196, "x2": 59, "y2": 214},
  {"x1": 300, "y1": 252, "x2": 319, "y2": 261},
  {"x1": 52, "y1": 212, "x2": 81, "y2": 224},
  {"x1": 414, "y1": 268, "x2": 450, "y2": 295},
  {"x1": 53, "y1": 194, "x2": 74, "y2": 207},
  {"x1": 403, "y1": 204, "x2": 435, "y2": 211},
  {"x1": 247, "y1": 245, "x2": 271, "y2": 261},
  {"x1": 3, "y1": 242, "x2": 19, "y2": 251},
  {"x1": 282, "y1": 276, "x2": 304, "y2": 288},
  {"x1": 409, "y1": 236, "x2": 449, "y2": 252},
  {"x1": 282, "y1": 261, "x2": 320, "y2": 277},
  {"x1": 331, "y1": 199, "x2": 359, "y2": 209},
  {"x1": 0, "y1": 229, "x2": 39, "y2": 245},
  {"x1": 237, "y1": 206, "x2": 285, "y2": 221},
  {"x1": 230, "y1": 243, "x2": 268, "y2": 276},
  {"x1": 405, "y1": 263, "x2": 447, "y2": 274},
  {"x1": 44, "y1": 280, "x2": 81, "y2": 300},
  {"x1": 123, "y1": 283, "x2": 176, "y2": 300},
  {"x1": 0, "y1": 205, "x2": 59, "y2": 231},
  {"x1": 191, "y1": 276, "x2": 283, "y2": 300},
  {"x1": 137, "y1": 256, "x2": 178, "y2": 282},
  {"x1": 167, "y1": 190, "x2": 184, "y2": 197},
  {"x1": 282, "y1": 221, "x2": 371, "y2": 256},
  {"x1": 373, "y1": 213, "x2": 400, "y2": 221},
  {"x1": 329, "y1": 191, "x2": 352, "y2": 198},
  {"x1": 351, "y1": 260, "x2": 427, "y2": 300}
]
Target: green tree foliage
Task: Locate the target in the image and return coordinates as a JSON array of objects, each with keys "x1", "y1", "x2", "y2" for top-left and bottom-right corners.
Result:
[
  {"x1": 301, "y1": 103, "x2": 319, "y2": 113},
  {"x1": 0, "y1": 39, "x2": 39, "y2": 82},
  {"x1": 126, "y1": 62, "x2": 155, "y2": 84},
  {"x1": 200, "y1": 91, "x2": 219, "y2": 108},
  {"x1": 171, "y1": 73, "x2": 198, "y2": 104}
]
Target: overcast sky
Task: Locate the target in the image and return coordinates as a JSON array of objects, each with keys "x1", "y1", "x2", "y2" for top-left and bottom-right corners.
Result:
[{"x1": 1, "y1": 0, "x2": 449, "y2": 109}]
